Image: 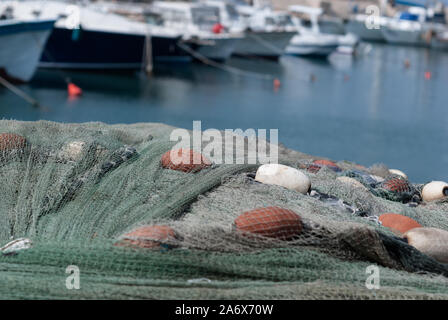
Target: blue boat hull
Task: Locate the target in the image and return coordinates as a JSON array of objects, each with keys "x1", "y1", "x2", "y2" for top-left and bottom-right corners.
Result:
[
  {"x1": 39, "y1": 27, "x2": 192, "y2": 69},
  {"x1": 0, "y1": 19, "x2": 55, "y2": 82}
]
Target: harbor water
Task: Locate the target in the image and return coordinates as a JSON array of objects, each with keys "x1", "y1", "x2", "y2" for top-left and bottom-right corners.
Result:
[{"x1": 1, "y1": 42, "x2": 447, "y2": 183}]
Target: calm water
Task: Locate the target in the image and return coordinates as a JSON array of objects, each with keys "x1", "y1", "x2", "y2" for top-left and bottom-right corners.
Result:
[{"x1": 1, "y1": 43, "x2": 447, "y2": 183}]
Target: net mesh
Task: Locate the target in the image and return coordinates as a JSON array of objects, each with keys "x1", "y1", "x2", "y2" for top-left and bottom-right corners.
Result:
[{"x1": 0, "y1": 119, "x2": 448, "y2": 299}]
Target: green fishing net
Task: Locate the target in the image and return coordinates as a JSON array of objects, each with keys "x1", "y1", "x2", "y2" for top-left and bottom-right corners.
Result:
[{"x1": 0, "y1": 119, "x2": 447, "y2": 300}]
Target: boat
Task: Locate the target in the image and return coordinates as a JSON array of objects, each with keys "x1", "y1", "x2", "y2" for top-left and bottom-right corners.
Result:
[
  {"x1": 4, "y1": 0, "x2": 191, "y2": 71},
  {"x1": 285, "y1": 5, "x2": 341, "y2": 57},
  {"x1": 381, "y1": 9, "x2": 430, "y2": 46},
  {"x1": 345, "y1": 14, "x2": 389, "y2": 42},
  {"x1": 345, "y1": 0, "x2": 389, "y2": 42},
  {"x1": 430, "y1": 28, "x2": 448, "y2": 50},
  {"x1": 206, "y1": 1, "x2": 296, "y2": 59},
  {"x1": 0, "y1": 7, "x2": 54, "y2": 82},
  {"x1": 318, "y1": 15, "x2": 346, "y2": 35},
  {"x1": 148, "y1": 1, "x2": 244, "y2": 61}
]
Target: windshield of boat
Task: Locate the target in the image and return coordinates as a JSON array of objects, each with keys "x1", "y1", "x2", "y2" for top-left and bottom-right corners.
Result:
[
  {"x1": 191, "y1": 6, "x2": 220, "y2": 29},
  {"x1": 158, "y1": 8, "x2": 189, "y2": 26},
  {"x1": 0, "y1": 6, "x2": 14, "y2": 20},
  {"x1": 276, "y1": 14, "x2": 294, "y2": 27},
  {"x1": 265, "y1": 14, "x2": 294, "y2": 27},
  {"x1": 225, "y1": 4, "x2": 239, "y2": 21},
  {"x1": 265, "y1": 16, "x2": 276, "y2": 26},
  {"x1": 144, "y1": 12, "x2": 164, "y2": 26}
]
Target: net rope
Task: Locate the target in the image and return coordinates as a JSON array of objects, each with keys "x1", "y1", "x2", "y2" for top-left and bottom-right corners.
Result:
[{"x1": 0, "y1": 120, "x2": 447, "y2": 299}]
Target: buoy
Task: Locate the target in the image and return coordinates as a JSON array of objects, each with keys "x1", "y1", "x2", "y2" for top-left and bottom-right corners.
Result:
[
  {"x1": 404, "y1": 227, "x2": 448, "y2": 263},
  {"x1": 344, "y1": 74, "x2": 350, "y2": 81},
  {"x1": 337, "y1": 176, "x2": 367, "y2": 190},
  {"x1": 389, "y1": 169, "x2": 408, "y2": 179},
  {"x1": 379, "y1": 213, "x2": 422, "y2": 235},
  {"x1": 116, "y1": 225, "x2": 176, "y2": 249},
  {"x1": 0, "y1": 133, "x2": 27, "y2": 152},
  {"x1": 161, "y1": 148, "x2": 211, "y2": 173},
  {"x1": 306, "y1": 163, "x2": 322, "y2": 173},
  {"x1": 212, "y1": 23, "x2": 224, "y2": 34},
  {"x1": 312, "y1": 159, "x2": 341, "y2": 172},
  {"x1": 381, "y1": 176, "x2": 412, "y2": 194},
  {"x1": 424, "y1": 71, "x2": 432, "y2": 80},
  {"x1": 68, "y1": 82, "x2": 82, "y2": 97},
  {"x1": 310, "y1": 74, "x2": 316, "y2": 82},
  {"x1": 404, "y1": 59, "x2": 410, "y2": 69},
  {"x1": 60, "y1": 140, "x2": 86, "y2": 162},
  {"x1": 421, "y1": 181, "x2": 448, "y2": 202},
  {"x1": 255, "y1": 164, "x2": 311, "y2": 194},
  {"x1": 314, "y1": 159, "x2": 337, "y2": 167},
  {"x1": 235, "y1": 206, "x2": 302, "y2": 240},
  {"x1": 273, "y1": 78, "x2": 281, "y2": 89}
]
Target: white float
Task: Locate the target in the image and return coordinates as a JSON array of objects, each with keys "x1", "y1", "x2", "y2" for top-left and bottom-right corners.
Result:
[
  {"x1": 389, "y1": 169, "x2": 408, "y2": 179},
  {"x1": 255, "y1": 164, "x2": 311, "y2": 194},
  {"x1": 404, "y1": 227, "x2": 448, "y2": 263},
  {"x1": 60, "y1": 140, "x2": 86, "y2": 162},
  {"x1": 337, "y1": 176, "x2": 368, "y2": 190},
  {"x1": 421, "y1": 181, "x2": 448, "y2": 202}
]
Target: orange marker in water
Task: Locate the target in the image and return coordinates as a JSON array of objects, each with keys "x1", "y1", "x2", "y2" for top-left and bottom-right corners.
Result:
[
  {"x1": 404, "y1": 59, "x2": 411, "y2": 69},
  {"x1": 68, "y1": 82, "x2": 82, "y2": 97},
  {"x1": 424, "y1": 71, "x2": 432, "y2": 80},
  {"x1": 273, "y1": 78, "x2": 281, "y2": 90}
]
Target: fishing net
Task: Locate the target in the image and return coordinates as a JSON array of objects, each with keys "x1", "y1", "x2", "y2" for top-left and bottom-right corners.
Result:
[{"x1": 0, "y1": 119, "x2": 448, "y2": 300}]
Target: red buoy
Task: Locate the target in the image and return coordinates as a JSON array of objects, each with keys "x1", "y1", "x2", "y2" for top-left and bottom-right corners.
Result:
[
  {"x1": 68, "y1": 83, "x2": 82, "y2": 97},
  {"x1": 424, "y1": 71, "x2": 432, "y2": 80},
  {"x1": 273, "y1": 78, "x2": 281, "y2": 90},
  {"x1": 404, "y1": 59, "x2": 411, "y2": 69},
  {"x1": 212, "y1": 23, "x2": 224, "y2": 34}
]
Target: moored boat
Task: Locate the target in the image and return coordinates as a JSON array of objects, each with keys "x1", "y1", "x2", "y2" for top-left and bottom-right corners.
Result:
[
  {"x1": 0, "y1": 15, "x2": 54, "y2": 82},
  {"x1": 207, "y1": 1, "x2": 295, "y2": 59},
  {"x1": 4, "y1": 0, "x2": 190, "y2": 70},
  {"x1": 345, "y1": 14, "x2": 388, "y2": 42},
  {"x1": 285, "y1": 5, "x2": 340, "y2": 57},
  {"x1": 381, "y1": 9, "x2": 429, "y2": 46},
  {"x1": 149, "y1": 1, "x2": 243, "y2": 62}
]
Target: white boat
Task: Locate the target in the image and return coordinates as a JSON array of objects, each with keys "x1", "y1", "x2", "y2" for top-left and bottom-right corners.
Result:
[
  {"x1": 0, "y1": 10, "x2": 54, "y2": 82},
  {"x1": 286, "y1": 33, "x2": 339, "y2": 57},
  {"x1": 318, "y1": 15, "x2": 346, "y2": 35},
  {"x1": 337, "y1": 33, "x2": 360, "y2": 55},
  {"x1": 285, "y1": 5, "x2": 341, "y2": 57},
  {"x1": 345, "y1": 14, "x2": 389, "y2": 42},
  {"x1": 381, "y1": 9, "x2": 430, "y2": 46},
  {"x1": 206, "y1": 1, "x2": 296, "y2": 59},
  {"x1": 430, "y1": 28, "x2": 448, "y2": 50},
  {"x1": 149, "y1": 1, "x2": 244, "y2": 61}
]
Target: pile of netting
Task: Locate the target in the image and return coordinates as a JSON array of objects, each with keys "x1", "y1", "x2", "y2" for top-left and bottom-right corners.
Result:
[{"x1": 0, "y1": 119, "x2": 448, "y2": 300}]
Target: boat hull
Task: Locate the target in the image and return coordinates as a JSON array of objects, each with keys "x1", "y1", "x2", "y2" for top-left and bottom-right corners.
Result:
[
  {"x1": 187, "y1": 36, "x2": 241, "y2": 61},
  {"x1": 431, "y1": 34, "x2": 448, "y2": 50},
  {"x1": 285, "y1": 43, "x2": 338, "y2": 57},
  {"x1": 0, "y1": 20, "x2": 54, "y2": 82},
  {"x1": 285, "y1": 34, "x2": 339, "y2": 57},
  {"x1": 39, "y1": 27, "x2": 191, "y2": 69},
  {"x1": 345, "y1": 19, "x2": 385, "y2": 42},
  {"x1": 232, "y1": 31, "x2": 296, "y2": 59},
  {"x1": 382, "y1": 27, "x2": 428, "y2": 46}
]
